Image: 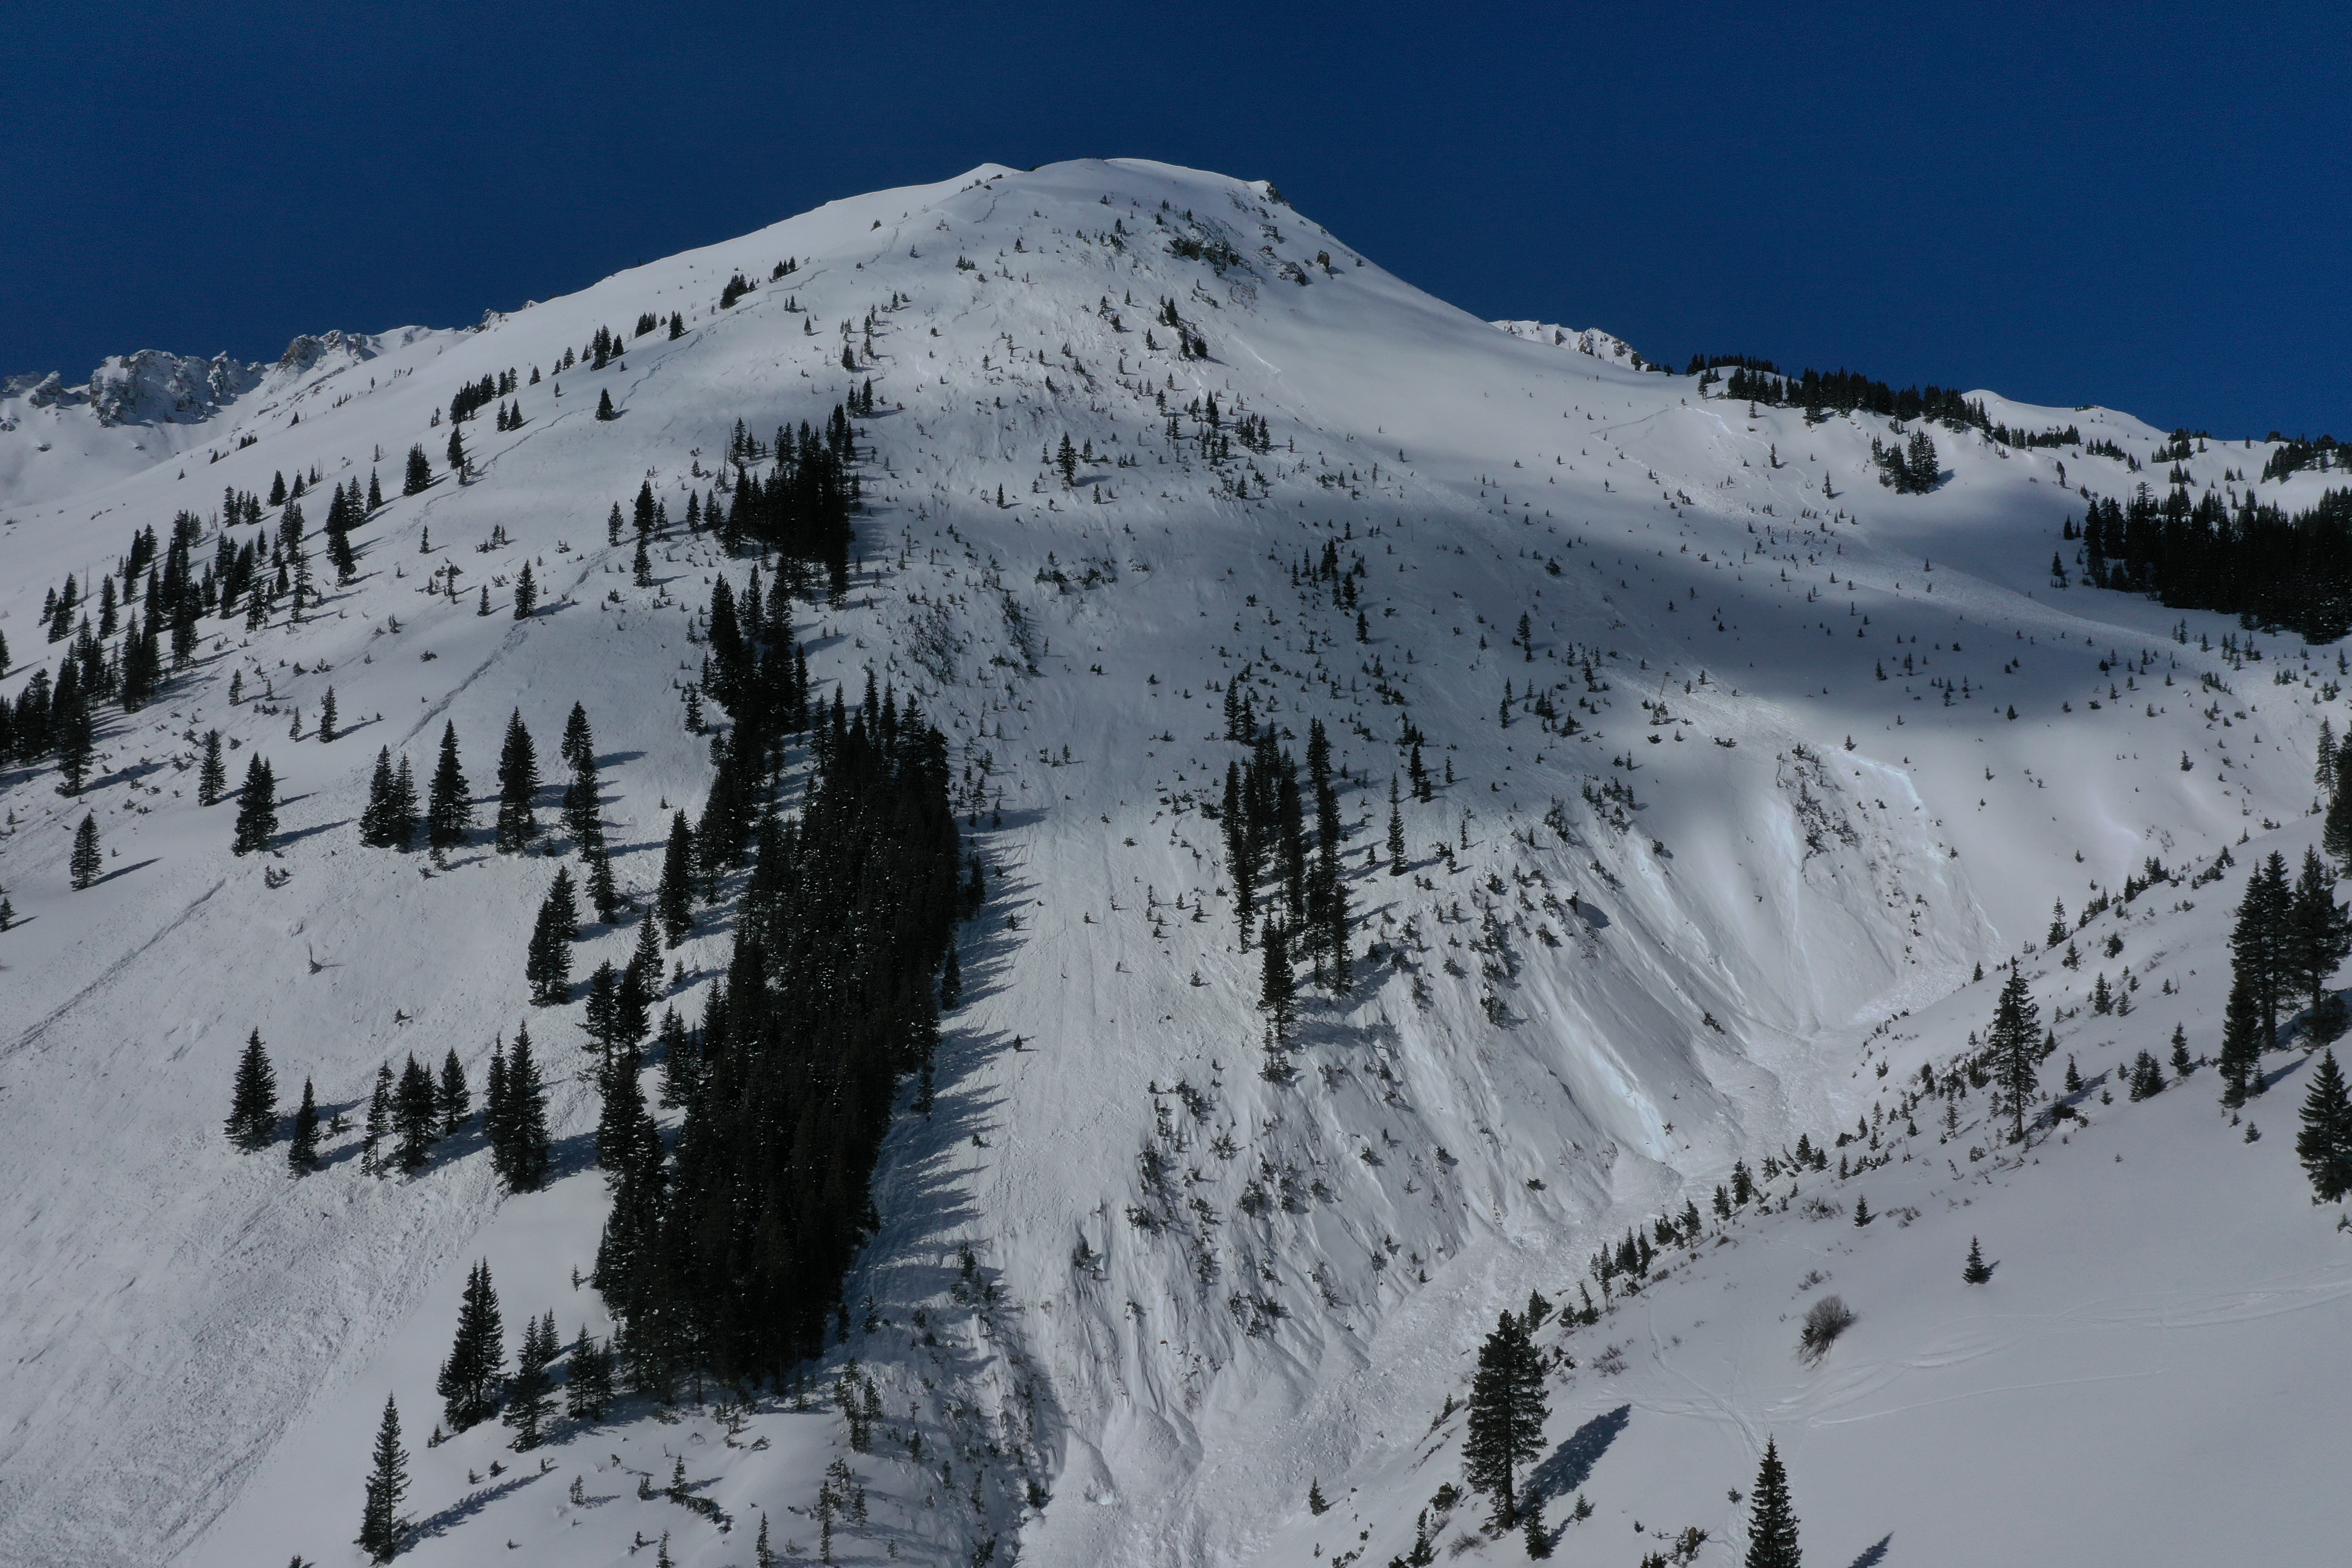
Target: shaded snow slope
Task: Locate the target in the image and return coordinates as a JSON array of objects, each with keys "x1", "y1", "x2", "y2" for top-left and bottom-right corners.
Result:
[{"x1": 0, "y1": 157, "x2": 2343, "y2": 1568}]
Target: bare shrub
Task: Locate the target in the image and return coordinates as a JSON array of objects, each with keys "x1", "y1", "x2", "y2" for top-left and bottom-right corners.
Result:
[{"x1": 1798, "y1": 1295, "x2": 1855, "y2": 1363}]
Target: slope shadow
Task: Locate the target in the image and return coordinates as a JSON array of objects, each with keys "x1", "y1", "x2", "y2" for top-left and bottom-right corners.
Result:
[{"x1": 1527, "y1": 1403, "x2": 1631, "y2": 1502}]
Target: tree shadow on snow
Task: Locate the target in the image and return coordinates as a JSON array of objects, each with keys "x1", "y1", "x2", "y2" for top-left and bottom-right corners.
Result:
[
  {"x1": 88, "y1": 858, "x2": 161, "y2": 887},
  {"x1": 1527, "y1": 1404, "x2": 1630, "y2": 1502},
  {"x1": 407, "y1": 1464, "x2": 548, "y2": 1544},
  {"x1": 1845, "y1": 1534, "x2": 1893, "y2": 1567}
]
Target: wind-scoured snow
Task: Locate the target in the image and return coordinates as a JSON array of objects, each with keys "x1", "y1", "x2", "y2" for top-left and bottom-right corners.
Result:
[{"x1": 0, "y1": 157, "x2": 2344, "y2": 1568}]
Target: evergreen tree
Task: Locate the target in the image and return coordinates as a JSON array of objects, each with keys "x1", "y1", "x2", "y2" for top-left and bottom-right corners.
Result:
[
  {"x1": 1985, "y1": 969, "x2": 2042, "y2": 1141},
  {"x1": 2219, "y1": 977, "x2": 2263, "y2": 1107},
  {"x1": 287, "y1": 1076, "x2": 321, "y2": 1174},
  {"x1": 318, "y1": 686, "x2": 337, "y2": 742},
  {"x1": 526, "y1": 867, "x2": 579, "y2": 1004},
  {"x1": 559, "y1": 701, "x2": 593, "y2": 770},
  {"x1": 2128, "y1": 1048, "x2": 2165, "y2": 1101},
  {"x1": 395, "y1": 1054, "x2": 439, "y2": 1171},
  {"x1": 55, "y1": 695, "x2": 95, "y2": 796},
  {"x1": 1259, "y1": 919, "x2": 1295, "y2": 1044},
  {"x1": 506, "y1": 1310, "x2": 558, "y2": 1450},
  {"x1": 2171, "y1": 1022, "x2": 2193, "y2": 1077},
  {"x1": 2287, "y1": 847, "x2": 2351, "y2": 1020},
  {"x1": 596, "y1": 388, "x2": 617, "y2": 420},
  {"x1": 1522, "y1": 1502, "x2": 1551, "y2": 1558},
  {"x1": 2231, "y1": 854, "x2": 2295, "y2": 1053},
  {"x1": 2296, "y1": 1049, "x2": 2352, "y2": 1203},
  {"x1": 585, "y1": 848, "x2": 622, "y2": 923},
  {"x1": 357, "y1": 1393, "x2": 409, "y2": 1562},
  {"x1": 233, "y1": 755, "x2": 278, "y2": 854},
  {"x1": 361, "y1": 1060, "x2": 393, "y2": 1176},
  {"x1": 513, "y1": 561, "x2": 536, "y2": 619},
  {"x1": 426, "y1": 722, "x2": 472, "y2": 852},
  {"x1": 198, "y1": 729, "x2": 226, "y2": 805},
  {"x1": 2326, "y1": 766, "x2": 2352, "y2": 864},
  {"x1": 633, "y1": 536, "x2": 653, "y2": 587},
  {"x1": 491, "y1": 1027, "x2": 551, "y2": 1191},
  {"x1": 1462, "y1": 1311, "x2": 1547, "y2": 1528},
  {"x1": 656, "y1": 810, "x2": 695, "y2": 946},
  {"x1": 403, "y1": 444, "x2": 431, "y2": 496},
  {"x1": 596, "y1": 1040, "x2": 662, "y2": 1179},
  {"x1": 69, "y1": 812, "x2": 101, "y2": 889},
  {"x1": 224, "y1": 1028, "x2": 279, "y2": 1150},
  {"x1": 1387, "y1": 777, "x2": 1407, "y2": 873},
  {"x1": 1743, "y1": 1437, "x2": 1801, "y2": 1568},
  {"x1": 445, "y1": 423, "x2": 466, "y2": 472},
  {"x1": 437, "y1": 1049, "x2": 470, "y2": 1136},
  {"x1": 566, "y1": 1326, "x2": 613, "y2": 1421},
  {"x1": 435, "y1": 1259, "x2": 506, "y2": 1430},
  {"x1": 367, "y1": 467, "x2": 383, "y2": 510},
  {"x1": 360, "y1": 747, "x2": 401, "y2": 846},
  {"x1": 386, "y1": 755, "x2": 419, "y2": 850},
  {"x1": 493, "y1": 709, "x2": 540, "y2": 852},
  {"x1": 1962, "y1": 1236, "x2": 1991, "y2": 1284}
]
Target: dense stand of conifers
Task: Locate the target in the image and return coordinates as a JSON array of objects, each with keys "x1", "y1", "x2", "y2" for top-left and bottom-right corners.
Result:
[{"x1": 2076, "y1": 483, "x2": 2352, "y2": 643}]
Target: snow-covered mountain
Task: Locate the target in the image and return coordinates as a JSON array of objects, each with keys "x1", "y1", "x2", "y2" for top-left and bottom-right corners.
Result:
[{"x1": 2, "y1": 157, "x2": 2347, "y2": 1568}]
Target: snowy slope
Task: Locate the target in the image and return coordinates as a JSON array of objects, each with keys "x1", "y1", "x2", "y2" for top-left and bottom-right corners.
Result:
[{"x1": 0, "y1": 157, "x2": 2346, "y2": 1568}]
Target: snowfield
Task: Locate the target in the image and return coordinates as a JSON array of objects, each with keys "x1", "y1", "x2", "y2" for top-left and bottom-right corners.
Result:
[{"x1": 1, "y1": 157, "x2": 2346, "y2": 1568}]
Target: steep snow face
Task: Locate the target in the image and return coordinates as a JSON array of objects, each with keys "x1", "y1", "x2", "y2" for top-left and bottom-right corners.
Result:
[{"x1": 0, "y1": 157, "x2": 2344, "y2": 1568}]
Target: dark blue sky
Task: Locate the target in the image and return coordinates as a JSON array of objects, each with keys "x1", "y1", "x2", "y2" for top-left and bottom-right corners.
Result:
[{"x1": 6, "y1": 2, "x2": 2343, "y2": 437}]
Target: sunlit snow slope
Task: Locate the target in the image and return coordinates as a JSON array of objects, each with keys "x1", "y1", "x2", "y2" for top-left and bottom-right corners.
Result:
[{"x1": 1, "y1": 158, "x2": 2345, "y2": 1568}]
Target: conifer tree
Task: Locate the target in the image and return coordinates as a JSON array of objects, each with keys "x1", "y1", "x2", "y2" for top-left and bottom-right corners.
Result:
[
  {"x1": 1962, "y1": 1236, "x2": 1991, "y2": 1284},
  {"x1": 426, "y1": 722, "x2": 471, "y2": 853},
  {"x1": 512, "y1": 561, "x2": 536, "y2": 619},
  {"x1": 437, "y1": 1049, "x2": 469, "y2": 1136},
  {"x1": 1985, "y1": 968, "x2": 2042, "y2": 1141},
  {"x1": 403, "y1": 444, "x2": 431, "y2": 496},
  {"x1": 585, "y1": 848, "x2": 622, "y2": 924},
  {"x1": 361, "y1": 1060, "x2": 393, "y2": 1176},
  {"x1": 55, "y1": 696, "x2": 95, "y2": 796},
  {"x1": 1387, "y1": 777, "x2": 1407, "y2": 873},
  {"x1": 2287, "y1": 847, "x2": 2351, "y2": 1020},
  {"x1": 318, "y1": 687, "x2": 338, "y2": 743},
  {"x1": 288, "y1": 1076, "x2": 321, "y2": 1174},
  {"x1": 596, "y1": 388, "x2": 617, "y2": 420},
  {"x1": 1462, "y1": 1311, "x2": 1547, "y2": 1528},
  {"x1": 559, "y1": 701, "x2": 592, "y2": 770},
  {"x1": 2296, "y1": 1049, "x2": 2352, "y2": 1203},
  {"x1": 2219, "y1": 977, "x2": 2263, "y2": 1106},
  {"x1": 2232, "y1": 854, "x2": 2294, "y2": 1052},
  {"x1": 69, "y1": 812, "x2": 101, "y2": 889},
  {"x1": 367, "y1": 467, "x2": 383, "y2": 510},
  {"x1": 225, "y1": 1028, "x2": 279, "y2": 1150},
  {"x1": 633, "y1": 535, "x2": 652, "y2": 587},
  {"x1": 435, "y1": 1259, "x2": 506, "y2": 1430},
  {"x1": 596, "y1": 1040, "x2": 662, "y2": 1179},
  {"x1": 358, "y1": 1393, "x2": 409, "y2": 1562},
  {"x1": 656, "y1": 811, "x2": 695, "y2": 946},
  {"x1": 493, "y1": 709, "x2": 539, "y2": 852},
  {"x1": 566, "y1": 1326, "x2": 613, "y2": 1421},
  {"x1": 505, "y1": 1310, "x2": 558, "y2": 1450},
  {"x1": 490, "y1": 1027, "x2": 552, "y2": 1191},
  {"x1": 445, "y1": 423, "x2": 466, "y2": 472},
  {"x1": 526, "y1": 866, "x2": 579, "y2": 1004},
  {"x1": 198, "y1": 729, "x2": 226, "y2": 805},
  {"x1": 2326, "y1": 768, "x2": 2352, "y2": 865},
  {"x1": 395, "y1": 1054, "x2": 438, "y2": 1171},
  {"x1": 233, "y1": 755, "x2": 277, "y2": 854},
  {"x1": 1259, "y1": 919, "x2": 1295, "y2": 1045},
  {"x1": 361, "y1": 748, "x2": 401, "y2": 846},
  {"x1": 1743, "y1": 1437, "x2": 1801, "y2": 1568}
]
